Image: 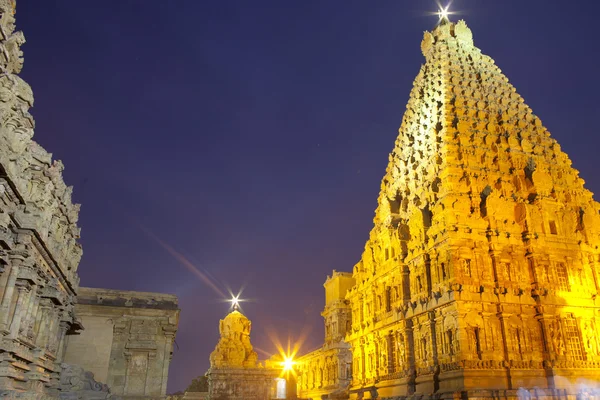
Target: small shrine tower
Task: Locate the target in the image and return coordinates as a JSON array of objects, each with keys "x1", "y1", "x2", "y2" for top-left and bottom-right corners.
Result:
[{"x1": 207, "y1": 305, "x2": 281, "y2": 399}]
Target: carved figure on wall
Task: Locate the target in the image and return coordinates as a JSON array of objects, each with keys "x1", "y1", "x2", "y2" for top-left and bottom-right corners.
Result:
[
  {"x1": 462, "y1": 259, "x2": 472, "y2": 277},
  {"x1": 583, "y1": 321, "x2": 598, "y2": 357},
  {"x1": 397, "y1": 333, "x2": 406, "y2": 368},
  {"x1": 548, "y1": 322, "x2": 566, "y2": 357}
]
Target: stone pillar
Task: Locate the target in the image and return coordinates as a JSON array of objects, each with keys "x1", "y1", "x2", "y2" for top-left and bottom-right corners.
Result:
[
  {"x1": 405, "y1": 319, "x2": 416, "y2": 395},
  {"x1": 497, "y1": 311, "x2": 513, "y2": 389},
  {"x1": 535, "y1": 309, "x2": 556, "y2": 389},
  {"x1": 588, "y1": 254, "x2": 599, "y2": 292},
  {"x1": 8, "y1": 281, "x2": 30, "y2": 339},
  {"x1": 144, "y1": 352, "x2": 156, "y2": 396},
  {"x1": 402, "y1": 265, "x2": 411, "y2": 301},
  {"x1": 160, "y1": 326, "x2": 176, "y2": 395},
  {"x1": 55, "y1": 321, "x2": 70, "y2": 363},
  {"x1": 428, "y1": 311, "x2": 439, "y2": 367},
  {"x1": 359, "y1": 340, "x2": 365, "y2": 383},
  {"x1": 123, "y1": 351, "x2": 132, "y2": 394},
  {"x1": 22, "y1": 285, "x2": 39, "y2": 341},
  {"x1": 26, "y1": 292, "x2": 40, "y2": 339},
  {"x1": 386, "y1": 333, "x2": 394, "y2": 374},
  {"x1": 0, "y1": 262, "x2": 20, "y2": 330},
  {"x1": 34, "y1": 299, "x2": 51, "y2": 349},
  {"x1": 45, "y1": 307, "x2": 59, "y2": 355},
  {"x1": 374, "y1": 338, "x2": 380, "y2": 379}
]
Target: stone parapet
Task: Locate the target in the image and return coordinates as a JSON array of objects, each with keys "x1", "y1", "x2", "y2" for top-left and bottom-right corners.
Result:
[{"x1": 76, "y1": 287, "x2": 179, "y2": 310}]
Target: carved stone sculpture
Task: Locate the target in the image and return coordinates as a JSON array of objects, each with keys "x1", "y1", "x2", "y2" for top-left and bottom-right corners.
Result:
[{"x1": 58, "y1": 363, "x2": 119, "y2": 400}]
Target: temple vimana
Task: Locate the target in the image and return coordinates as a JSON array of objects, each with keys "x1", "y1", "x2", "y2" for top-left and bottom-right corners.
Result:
[
  {"x1": 2, "y1": 0, "x2": 600, "y2": 399},
  {"x1": 0, "y1": 1, "x2": 180, "y2": 399},
  {"x1": 295, "y1": 14, "x2": 600, "y2": 400}
]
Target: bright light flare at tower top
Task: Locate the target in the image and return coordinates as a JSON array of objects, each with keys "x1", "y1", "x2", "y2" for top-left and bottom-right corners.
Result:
[
  {"x1": 434, "y1": 1, "x2": 456, "y2": 21},
  {"x1": 438, "y1": 6, "x2": 450, "y2": 20},
  {"x1": 225, "y1": 287, "x2": 248, "y2": 312},
  {"x1": 231, "y1": 295, "x2": 240, "y2": 310}
]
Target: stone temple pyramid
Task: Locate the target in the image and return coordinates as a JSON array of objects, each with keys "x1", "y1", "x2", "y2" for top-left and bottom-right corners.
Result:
[{"x1": 344, "y1": 17, "x2": 600, "y2": 399}]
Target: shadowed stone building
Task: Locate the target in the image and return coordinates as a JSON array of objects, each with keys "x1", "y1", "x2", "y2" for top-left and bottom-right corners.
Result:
[
  {"x1": 0, "y1": 1, "x2": 179, "y2": 398},
  {"x1": 298, "y1": 16, "x2": 600, "y2": 400},
  {"x1": 63, "y1": 287, "x2": 180, "y2": 399},
  {"x1": 0, "y1": 0, "x2": 85, "y2": 396}
]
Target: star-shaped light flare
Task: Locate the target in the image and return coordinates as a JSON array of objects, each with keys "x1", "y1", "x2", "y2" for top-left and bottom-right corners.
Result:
[
  {"x1": 231, "y1": 295, "x2": 240, "y2": 310},
  {"x1": 435, "y1": 2, "x2": 455, "y2": 22},
  {"x1": 225, "y1": 287, "x2": 247, "y2": 312}
]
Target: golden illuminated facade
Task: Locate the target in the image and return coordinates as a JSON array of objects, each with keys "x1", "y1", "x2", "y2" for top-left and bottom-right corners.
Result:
[
  {"x1": 344, "y1": 17, "x2": 600, "y2": 399},
  {"x1": 207, "y1": 308, "x2": 283, "y2": 399},
  {"x1": 296, "y1": 271, "x2": 355, "y2": 399}
]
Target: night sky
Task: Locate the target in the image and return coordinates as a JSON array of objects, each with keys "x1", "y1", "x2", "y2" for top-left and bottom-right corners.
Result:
[{"x1": 16, "y1": 0, "x2": 600, "y2": 393}]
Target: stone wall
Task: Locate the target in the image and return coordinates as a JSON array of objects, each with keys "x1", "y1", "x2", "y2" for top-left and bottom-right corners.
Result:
[
  {"x1": 63, "y1": 287, "x2": 180, "y2": 399},
  {"x1": 208, "y1": 367, "x2": 279, "y2": 400}
]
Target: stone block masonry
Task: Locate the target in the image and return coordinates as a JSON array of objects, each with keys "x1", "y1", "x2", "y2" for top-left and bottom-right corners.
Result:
[{"x1": 63, "y1": 287, "x2": 180, "y2": 399}]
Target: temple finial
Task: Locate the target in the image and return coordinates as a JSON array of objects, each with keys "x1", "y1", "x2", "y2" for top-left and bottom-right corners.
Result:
[
  {"x1": 231, "y1": 295, "x2": 240, "y2": 311},
  {"x1": 437, "y1": 4, "x2": 452, "y2": 24}
]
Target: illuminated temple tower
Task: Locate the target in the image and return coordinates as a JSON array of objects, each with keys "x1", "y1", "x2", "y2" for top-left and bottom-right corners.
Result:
[
  {"x1": 343, "y1": 16, "x2": 600, "y2": 399},
  {"x1": 207, "y1": 307, "x2": 282, "y2": 399},
  {"x1": 296, "y1": 271, "x2": 355, "y2": 399}
]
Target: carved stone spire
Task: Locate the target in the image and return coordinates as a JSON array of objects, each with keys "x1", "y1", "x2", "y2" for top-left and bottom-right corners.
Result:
[
  {"x1": 346, "y1": 18, "x2": 600, "y2": 396},
  {"x1": 0, "y1": 0, "x2": 82, "y2": 281},
  {"x1": 0, "y1": 0, "x2": 23, "y2": 74},
  {"x1": 209, "y1": 310, "x2": 259, "y2": 369}
]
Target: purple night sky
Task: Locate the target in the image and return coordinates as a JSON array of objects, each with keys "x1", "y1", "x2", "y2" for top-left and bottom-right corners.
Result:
[{"x1": 16, "y1": 0, "x2": 600, "y2": 392}]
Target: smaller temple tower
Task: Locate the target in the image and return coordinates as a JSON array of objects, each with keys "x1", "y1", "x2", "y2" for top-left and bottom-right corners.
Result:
[
  {"x1": 296, "y1": 271, "x2": 355, "y2": 400},
  {"x1": 207, "y1": 307, "x2": 279, "y2": 399},
  {"x1": 323, "y1": 271, "x2": 355, "y2": 345}
]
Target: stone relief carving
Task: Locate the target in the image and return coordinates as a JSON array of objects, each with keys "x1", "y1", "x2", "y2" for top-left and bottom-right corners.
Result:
[{"x1": 58, "y1": 363, "x2": 119, "y2": 400}]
